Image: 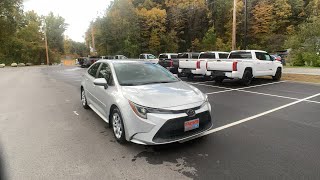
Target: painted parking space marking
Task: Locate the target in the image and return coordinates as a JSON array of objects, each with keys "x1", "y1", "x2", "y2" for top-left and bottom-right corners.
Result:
[
  {"x1": 73, "y1": 111, "x2": 79, "y2": 116},
  {"x1": 193, "y1": 80, "x2": 320, "y2": 104},
  {"x1": 203, "y1": 93, "x2": 320, "y2": 136}
]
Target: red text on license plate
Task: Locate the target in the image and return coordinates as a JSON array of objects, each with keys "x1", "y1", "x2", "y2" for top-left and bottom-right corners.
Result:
[{"x1": 184, "y1": 119, "x2": 200, "y2": 132}]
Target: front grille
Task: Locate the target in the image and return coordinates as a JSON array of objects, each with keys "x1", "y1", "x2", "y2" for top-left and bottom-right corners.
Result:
[{"x1": 153, "y1": 111, "x2": 212, "y2": 143}]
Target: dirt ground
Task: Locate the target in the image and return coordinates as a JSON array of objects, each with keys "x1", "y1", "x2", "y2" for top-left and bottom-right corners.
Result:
[{"x1": 282, "y1": 74, "x2": 320, "y2": 84}]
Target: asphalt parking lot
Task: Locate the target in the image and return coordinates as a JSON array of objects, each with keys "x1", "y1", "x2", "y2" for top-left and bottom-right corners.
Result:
[{"x1": 1, "y1": 66, "x2": 320, "y2": 179}]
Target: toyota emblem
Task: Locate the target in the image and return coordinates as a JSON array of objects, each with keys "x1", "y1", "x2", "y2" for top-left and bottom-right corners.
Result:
[{"x1": 186, "y1": 109, "x2": 196, "y2": 117}]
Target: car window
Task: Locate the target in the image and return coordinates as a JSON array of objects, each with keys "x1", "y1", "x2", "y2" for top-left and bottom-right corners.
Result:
[
  {"x1": 171, "y1": 55, "x2": 178, "y2": 59},
  {"x1": 159, "y1": 54, "x2": 168, "y2": 59},
  {"x1": 192, "y1": 53, "x2": 200, "y2": 59},
  {"x1": 219, "y1": 53, "x2": 229, "y2": 59},
  {"x1": 178, "y1": 53, "x2": 188, "y2": 58},
  {"x1": 88, "y1": 63, "x2": 101, "y2": 77},
  {"x1": 229, "y1": 52, "x2": 252, "y2": 59},
  {"x1": 114, "y1": 63, "x2": 179, "y2": 86},
  {"x1": 265, "y1": 54, "x2": 272, "y2": 61},
  {"x1": 255, "y1": 52, "x2": 267, "y2": 60},
  {"x1": 148, "y1": 55, "x2": 155, "y2": 59},
  {"x1": 199, "y1": 53, "x2": 216, "y2": 59},
  {"x1": 139, "y1": 54, "x2": 144, "y2": 59},
  {"x1": 98, "y1": 63, "x2": 113, "y2": 85}
]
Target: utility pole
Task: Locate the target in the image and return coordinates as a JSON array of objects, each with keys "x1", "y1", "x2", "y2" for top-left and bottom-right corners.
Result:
[
  {"x1": 244, "y1": 0, "x2": 248, "y2": 49},
  {"x1": 43, "y1": 20, "x2": 50, "y2": 65},
  {"x1": 91, "y1": 25, "x2": 96, "y2": 55},
  {"x1": 232, "y1": 0, "x2": 237, "y2": 50}
]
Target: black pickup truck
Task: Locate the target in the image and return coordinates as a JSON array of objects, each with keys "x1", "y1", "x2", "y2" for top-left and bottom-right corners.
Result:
[{"x1": 158, "y1": 53, "x2": 179, "y2": 73}]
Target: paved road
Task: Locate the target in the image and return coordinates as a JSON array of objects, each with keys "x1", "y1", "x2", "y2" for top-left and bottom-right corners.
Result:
[{"x1": 1, "y1": 66, "x2": 320, "y2": 179}]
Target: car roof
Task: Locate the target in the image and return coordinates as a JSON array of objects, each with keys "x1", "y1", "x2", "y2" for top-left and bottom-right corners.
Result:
[
  {"x1": 200, "y1": 51, "x2": 229, "y2": 54},
  {"x1": 159, "y1": 53, "x2": 178, "y2": 55},
  {"x1": 230, "y1": 50, "x2": 267, "y2": 53},
  {"x1": 97, "y1": 59, "x2": 152, "y2": 64}
]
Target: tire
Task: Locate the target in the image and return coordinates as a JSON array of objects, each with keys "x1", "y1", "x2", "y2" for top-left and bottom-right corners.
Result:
[
  {"x1": 81, "y1": 88, "x2": 90, "y2": 109},
  {"x1": 111, "y1": 108, "x2": 126, "y2": 143},
  {"x1": 214, "y1": 77, "x2": 224, "y2": 84},
  {"x1": 272, "y1": 68, "x2": 282, "y2": 81},
  {"x1": 187, "y1": 74, "x2": 194, "y2": 80},
  {"x1": 242, "y1": 69, "x2": 253, "y2": 86}
]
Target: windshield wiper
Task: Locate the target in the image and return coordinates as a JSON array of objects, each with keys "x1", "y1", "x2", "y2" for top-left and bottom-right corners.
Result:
[{"x1": 121, "y1": 83, "x2": 137, "y2": 86}]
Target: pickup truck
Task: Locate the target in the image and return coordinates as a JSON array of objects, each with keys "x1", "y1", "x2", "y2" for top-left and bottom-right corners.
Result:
[
  {"x1": 158, "y1": 53, "x2": 179, "y2": 73},
  {"x1": 178, "y1": 51, "x2": 229, "y2": 79},
  {"x1": 206, "y1": 50, "x2": 283, "y2": 85},
  {"x1": 139, "y1": 53, "x2": 159, "y2": 64}
]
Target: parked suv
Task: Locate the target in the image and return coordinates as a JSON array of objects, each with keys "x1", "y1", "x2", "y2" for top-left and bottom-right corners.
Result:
[{"x1": 158, "y1": 53, "x2": 179, "y2": 73}]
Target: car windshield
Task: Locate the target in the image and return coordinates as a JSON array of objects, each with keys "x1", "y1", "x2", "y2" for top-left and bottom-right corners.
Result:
[
  {"x1": 113, "y1": 62, "x2": 179, "y2": 86},
  {"x1": 228, "y1": 52, "x2": 252, "y2": 59},
  {"x1": 199, "y1": 53, "x2": 216, "y2": 59}
]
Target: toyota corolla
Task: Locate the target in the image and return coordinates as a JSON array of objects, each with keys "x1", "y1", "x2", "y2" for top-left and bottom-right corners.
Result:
[{"x1": 81, "y1": 60, "x2": 213, "y2": 145}]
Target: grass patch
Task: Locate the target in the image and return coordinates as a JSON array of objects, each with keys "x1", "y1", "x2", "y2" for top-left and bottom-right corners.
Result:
[
  {"x1": 282, "y1": 74, "x2": 320, "y2": 84},
  {"x1": 284, "y1": 65, "x2": 320, "y2": 69}
]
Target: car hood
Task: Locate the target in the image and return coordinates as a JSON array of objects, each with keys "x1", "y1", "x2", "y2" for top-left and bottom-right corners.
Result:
[{"x1": 121, "y1": 81, "x2": 205, "y2": 109}]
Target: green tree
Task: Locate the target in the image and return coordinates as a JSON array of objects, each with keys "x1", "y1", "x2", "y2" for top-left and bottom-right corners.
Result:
[
  {"x1": 201, "y1": 26, "x2": 217, "y2": 51},
  {"x1": 45, "y1": 12, "x2": 68, "y2": 54}
]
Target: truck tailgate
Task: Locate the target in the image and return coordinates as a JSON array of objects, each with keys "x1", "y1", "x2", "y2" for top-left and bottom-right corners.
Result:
[
  {"x1": 207, "y1": 59, "x2": 233, "y2": 71},
  {"x1": 179, "y1": 59, "x2": 197, "y2": 69}
]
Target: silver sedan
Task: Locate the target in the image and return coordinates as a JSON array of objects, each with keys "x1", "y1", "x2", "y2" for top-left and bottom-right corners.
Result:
[{"x1": 81, "y1": 60, "x2": 213, "y2": 145}]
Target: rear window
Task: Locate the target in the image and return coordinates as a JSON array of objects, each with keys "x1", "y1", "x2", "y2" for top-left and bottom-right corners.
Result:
[
  {"x1": 219, "y1": 53, "x2": 229, "y2": 59},
  {"x1": 178, "y1": 53, "x2": 188, "y2": 58},
  {"x1": 171, "y1": 55, "x2": 178, "y2": 59},
  {"x1": 159, "y1": 54, "x2": 168, "y2": 59},
  {"x1": 139, "y1": 54, "x2": 145, "y2": 59},
  {"x1": 228, "y1": 52, "x2": 252, "y2": 59},
  {"x1": 192, "y1": 53, "x2": 200, "y2": 59},
  {"x1": 199, "y1": 53, "x2": 216, "y2": 59}
]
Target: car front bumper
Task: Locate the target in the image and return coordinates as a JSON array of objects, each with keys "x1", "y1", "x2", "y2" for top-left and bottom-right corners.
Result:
[{"x1": 127, "y1": 102, "x2": 213, "y2": 145}]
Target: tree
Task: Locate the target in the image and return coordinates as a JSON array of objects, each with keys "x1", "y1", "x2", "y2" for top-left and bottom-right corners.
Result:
[
  {"x1": 201, "y1": 26, "x2": 217, "y2": 51},
  {"x1": 285, "y1": 16, "x2": 320, "y2": 66},
  {"x1": 45, "y1": 12, "x2": 68, "y2": 53},
  {"x1": 16, "y1": 11, "x2": 45, "y2": 64},
  {"x1": 0, "y1": 0, "x2": 23, "y2": 64}
]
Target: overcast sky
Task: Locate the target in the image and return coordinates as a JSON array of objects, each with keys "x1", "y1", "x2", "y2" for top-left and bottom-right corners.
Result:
[{"x1": 23, "y1": 0, "x2": 111, "y2": 42}]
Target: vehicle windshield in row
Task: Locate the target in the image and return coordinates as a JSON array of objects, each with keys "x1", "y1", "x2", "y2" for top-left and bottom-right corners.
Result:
[
  {"x1": 114, "y1": 63, "x2": 179, "y2": 86},
  {"x1": 228, "y1": 52, "x2": 252, "y2": 59}
]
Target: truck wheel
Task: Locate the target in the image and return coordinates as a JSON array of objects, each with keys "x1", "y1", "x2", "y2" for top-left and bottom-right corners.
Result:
[
  {"x1": 187, "y1": 74, "x2": 194, "y2": 80},
  {"x1": 242, "y1": 69, "x2": 253, "y2": 86},
  {"x1": 214, "y1": 77, "x2": 224, "y2": 84},
  {"x1": 273, "y1": 68, "x2": 282, "y2": 81}
]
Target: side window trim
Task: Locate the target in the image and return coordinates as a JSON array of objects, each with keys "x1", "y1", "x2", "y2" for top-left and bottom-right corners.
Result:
[
  {"x1": 88, "y1": 63, "x2": 101, "y2": 78},
  {"x1": 98, "y1": 62, "x2": 114, "y2": 86}
]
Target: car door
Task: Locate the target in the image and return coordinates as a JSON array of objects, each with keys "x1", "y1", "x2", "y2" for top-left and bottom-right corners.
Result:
[
  {"x1": 264, "y1": 53, "x2": 274, "y2": 75},
  {"x1": 85, "y1": 62, "x2": 101, "y2": 107},
  {"x1": 93, "y1": 63, "x2": 115, "y2": 119},
  {"x1": 255, "y1": 52, "x2": 269, "y2": 76}
]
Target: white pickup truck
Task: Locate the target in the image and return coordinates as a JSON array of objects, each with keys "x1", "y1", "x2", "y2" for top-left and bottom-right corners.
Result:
[
  {"x1": 206, "y1": 50, "x2": 283, "y2": 85},
  {"x1": 139, "y1": 53, "x2": 159, "y2": 64},
  {"x1": 178, "y1": 51, "x2": 229, "y2": 79}
]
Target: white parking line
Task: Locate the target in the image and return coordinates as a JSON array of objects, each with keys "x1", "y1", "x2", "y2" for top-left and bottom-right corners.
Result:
[
  {"x1": 191, "y1": 81, "x2": 285, "y2": 95},
  {"x1": 203, "y1": 93, "x2": 320, "y2": 135},
  {"x1": 73, "y1": 111, "x2": 79, "y2": 116},
  {"x1": 236, "y1": 90, "x2": 320, "y2": 104}
]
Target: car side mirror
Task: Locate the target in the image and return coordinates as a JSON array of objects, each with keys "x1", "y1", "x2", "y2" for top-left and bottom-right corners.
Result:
[{"x1": 93, "y1": 78, "x2": 108, "y2": 89}]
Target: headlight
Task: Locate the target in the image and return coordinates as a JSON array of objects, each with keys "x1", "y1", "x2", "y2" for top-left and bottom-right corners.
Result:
[
  {"x1": 129, "y1": 101, "x2": 148, "y2": 119},
  {"x1": 129, "y1": 101, "x2": 174, "y2": 119}
]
